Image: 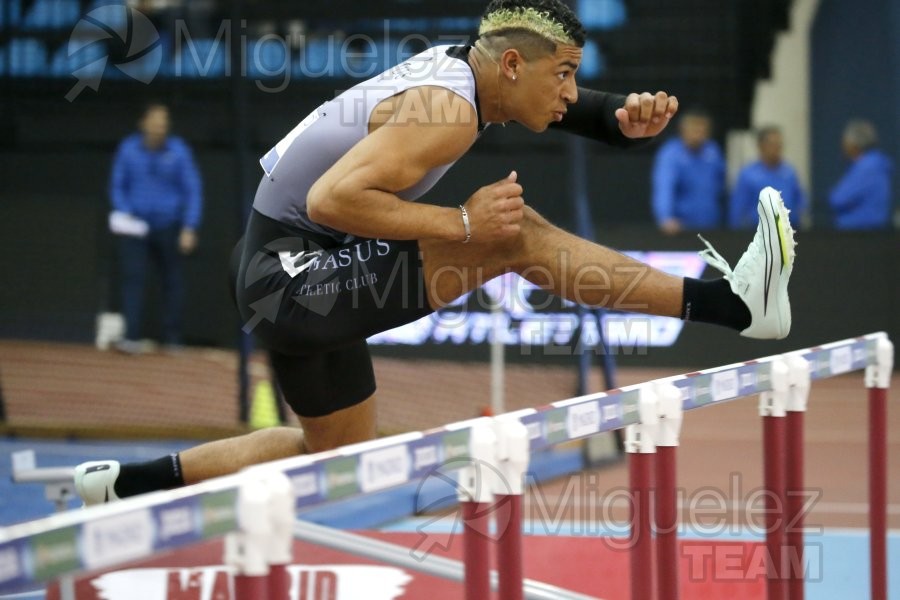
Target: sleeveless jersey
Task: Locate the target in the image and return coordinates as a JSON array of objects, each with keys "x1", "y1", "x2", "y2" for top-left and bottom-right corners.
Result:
[{"x1": 253, "y1": 44, "x2": 480, "y2": 240}]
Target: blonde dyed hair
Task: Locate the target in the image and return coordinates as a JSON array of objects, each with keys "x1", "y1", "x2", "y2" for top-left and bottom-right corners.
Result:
[{"x1": 479, "y1": 6, "x2": 577, "y2": 46}]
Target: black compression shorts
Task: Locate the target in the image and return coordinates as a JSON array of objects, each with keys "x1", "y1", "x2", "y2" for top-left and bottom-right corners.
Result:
[{"x1": 230, "y1": 209, "x2": 433, "y2": 417}]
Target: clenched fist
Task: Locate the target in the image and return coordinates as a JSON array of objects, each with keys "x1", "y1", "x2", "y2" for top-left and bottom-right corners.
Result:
[
  {"x1": 462, "y1": 171, "x2": 525, "y2": 243},
  {"x1": 616, "y1": 91, "x2": 679, "y2": 139}
]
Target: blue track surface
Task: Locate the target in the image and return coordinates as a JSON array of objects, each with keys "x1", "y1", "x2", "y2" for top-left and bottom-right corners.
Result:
[{"x1": 0, "y1": 437, "x2": 194, "y2": 525}]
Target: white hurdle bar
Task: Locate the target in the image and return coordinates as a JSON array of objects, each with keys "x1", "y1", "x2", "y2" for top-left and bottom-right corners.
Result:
[{"x1": 1, "y1": 332, "x2": 892, "y2": 600}]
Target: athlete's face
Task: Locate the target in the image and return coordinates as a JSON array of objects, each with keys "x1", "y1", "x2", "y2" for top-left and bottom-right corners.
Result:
[{"x1": 515, "y1": 44, "x2": 581, "y2": 132}]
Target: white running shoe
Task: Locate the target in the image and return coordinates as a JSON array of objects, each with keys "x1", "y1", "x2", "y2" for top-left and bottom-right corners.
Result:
[
  {"x1": 698, "y1": 186, "x2": 796, "y2": 339},
  {"x1": 74, "y1": 460, "x2": 122, "y2": 505}
]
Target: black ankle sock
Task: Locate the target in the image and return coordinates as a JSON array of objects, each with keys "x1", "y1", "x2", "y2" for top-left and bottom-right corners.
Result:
[
  {"x1": 114, "y1": 453, "x2": 185, "y2": 498},
  {"x1": 681, "y1": 277, "x2": 751, "y2": 332}
]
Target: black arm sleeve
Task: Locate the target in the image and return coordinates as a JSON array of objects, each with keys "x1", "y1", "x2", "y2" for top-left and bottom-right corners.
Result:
[{"x1": 548, "y1": 87, "x2": 652, "y2": 149}]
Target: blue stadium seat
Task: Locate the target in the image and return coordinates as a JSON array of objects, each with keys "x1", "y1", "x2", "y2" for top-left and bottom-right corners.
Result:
[
  {"x1": 0, "y1": 0, "x2": 22, "y2": 28},
  {"x1": 22, "y1": 0, "x2": 53, "y2": 29},
  {"x1": 247, "y1": 37, "x2": 290, "y2": 79},
  {"x1": 297, "y1": 37, "x2": 346, "y2": 79},
  {"x1": 55, "y1": 0, "x2": 82, "y2": 29},
  {"x1": 9, "y1": 38, "x2": 48, "y2": 76},
  {"x1": 83, "y1": 0, "x2": 128, "y2": 30},
  {"x1": 577, "y1": 0, "x2": 627, "y2": 30},
  {"x1": 385, "y1": 18, "x2": 430, "y2": 33},
  {"x1": 175, "y1": 38, "x2": 226, "y2": 78},
  {"x1": 342, "y1": 36, "x2": 382, "y2": 79},
  {"x1": 88, "y1": 0, "x2": 126, "y2": 9},
  {"x1": 50, "y1": 38, "x2": 106, "y2": 77},
  {"x1": 22, "y1": 0, "x2": 81, "y2": 29},
  {"x1": 578, "y1": 40, "x2": 606, "y2": 79},
  {"x1": 433, "y1": 17, "x2": 479, "y2": 32}
]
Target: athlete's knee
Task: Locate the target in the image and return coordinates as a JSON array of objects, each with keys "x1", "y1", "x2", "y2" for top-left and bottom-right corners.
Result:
[{"x1": 522, "y1": 205, "x2": 551, "y2": 230}]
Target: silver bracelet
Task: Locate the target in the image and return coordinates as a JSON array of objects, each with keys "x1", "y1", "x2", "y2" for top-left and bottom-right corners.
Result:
[{"x1": 459, "y1": 205, "x2": 471, "y2": 244}]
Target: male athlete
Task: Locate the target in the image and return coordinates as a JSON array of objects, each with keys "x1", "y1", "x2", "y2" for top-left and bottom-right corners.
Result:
[{"x1": 75, "y1": 0, "x2": 795, "y2": 503}]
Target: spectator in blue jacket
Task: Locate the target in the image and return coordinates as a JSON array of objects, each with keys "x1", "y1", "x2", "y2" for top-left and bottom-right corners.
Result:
[
  {"x1": 829, "y1": 119, "x2": 894, "y2": 230},
  {"x1": 110, "y1": 103, "x2": 203, "y2": 353},
  {"x1": 652, "y1": 109, "x2": 725, "y2": 234},
  {"x1": 730, "y1": 126, "x2": 805, "y2": 229}
]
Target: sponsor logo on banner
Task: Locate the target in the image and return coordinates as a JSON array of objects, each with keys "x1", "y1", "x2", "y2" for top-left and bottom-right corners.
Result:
[
  {"x1": 711, "y1": 371, "x2": 739, "y2": 402},
  {"x1": 87, "y1": 565, "x2": 411, "y2": 599},
  {"x1": 0, "y1": 545, "x2": 21, "y2": 584},
  {"x1": 32, "y1": 528, "x2": 80, "y2": 580},
  {"x1": 739, "y1": 368, "x2": 757, "y2": 394},
  {"x1": 600, "y1": 399, "x2": 620, "y2": 427},
  {"x1": 325, "y1": 457, "x2": 359, "y2": 500},
  {"x1": 156, "y1": 505, "x2": 195, "y2": 543},
  {"x1": 816, "y1": 351, "x2": 831, "y2": 377},
  {"x1": 675, "y1": 384, "x2": 692, "y2": 405},
  {"x1": 517, "y1": 414, "x2": 544, "y2": 447},
  {"x1": 360, "y1": 446, "x2": 411, "y2": 493},
  {"x1": 853, "y1": 346, "x2": 866, "y2": 367},
  {"x1": 829, "y1": 346, "x2": 852, "y2": 375},
  {"x1": 442, "y1": 430, "x2": 470, "y2": 461},
  {"x1": 545, "y1": 408, "x2": 568, "y2": 445},
  {"x1": 290, "y1": 470, "x2": 319, "y2": 500},
  {"x1": 82, "y1": 510, "x2": 154, "y2": 570},
  {"x1": 756, "y1": 364, "x2": 772, "y2": 390},
  {"x1": 620, "y1": 390, "x2": 640, "y2": 425},
  {"x1": 200, "y1": 490, "x2": 237, "y2": 538},
  {"x1": 692, "y1": 375, "x2": 713, "y2": 405},
  {"x1": 413, "y1": 444, "x2": 439, "y2": 472},
  {"x1": 566, "y1": 401, "x2": 601, "y2": 438}
]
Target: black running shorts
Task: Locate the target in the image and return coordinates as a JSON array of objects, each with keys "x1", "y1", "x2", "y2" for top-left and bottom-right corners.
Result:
[{"x1": 231, "y1": 209, "x2": 433, "y2": 417}]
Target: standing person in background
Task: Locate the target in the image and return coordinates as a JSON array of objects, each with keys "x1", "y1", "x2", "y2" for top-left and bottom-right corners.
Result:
[
  {"x1": 730, "y1": 126, "x2": 805, "y2": 229},
  {"x1": 828, "y1": 119, "x2": 893, "y2": 230},
  {"x1": 110, "y1": 103, "x2": 203, "y2": 353},
  {"x1": 651, "y1": 109, "x2": 725, "y2": 234}
]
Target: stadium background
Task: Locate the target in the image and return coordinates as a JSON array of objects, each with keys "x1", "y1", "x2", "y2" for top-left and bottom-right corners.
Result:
[{"x1": 0, "y1": 0, "x2": 898, "y2": 438}]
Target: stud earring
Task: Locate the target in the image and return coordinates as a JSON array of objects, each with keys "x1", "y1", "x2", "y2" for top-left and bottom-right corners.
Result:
[{"x1": 512, "y1": 74, "x2": 517, "y2": 81}]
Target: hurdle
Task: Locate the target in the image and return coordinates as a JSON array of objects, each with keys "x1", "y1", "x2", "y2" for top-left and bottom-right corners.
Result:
[
  {"x1": 9, "y1": 451, "x2": 77, "y2": 513},
  {"x1": 0, "y1": 332, "x2": 892, "y2": 600}
]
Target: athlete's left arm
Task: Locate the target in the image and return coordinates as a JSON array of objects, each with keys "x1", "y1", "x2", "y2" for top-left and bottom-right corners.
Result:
[{"x1": 550, "y1": 88, "x2": 678, "y2": 148}]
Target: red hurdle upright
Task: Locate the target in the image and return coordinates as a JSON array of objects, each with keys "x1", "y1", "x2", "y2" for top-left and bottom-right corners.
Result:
[
  {"x1": 760, "y1": 359, "x2": 789, "y2": 600},
  {"x1": 866, "y1": 338, "x2": 893, "y2": 600}
]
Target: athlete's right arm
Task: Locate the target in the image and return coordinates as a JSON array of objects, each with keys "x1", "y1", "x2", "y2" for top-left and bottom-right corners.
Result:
[{"x1": 306, "y1": 86, "x2": 524, "y2": 243}]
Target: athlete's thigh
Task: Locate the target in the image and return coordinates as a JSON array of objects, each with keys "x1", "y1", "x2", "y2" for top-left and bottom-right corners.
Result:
[
  {"x1": 268, "y1": 342, "x2": 375, "y2": 416},
  {"x1": 418, "y1": 235, "x2": 524, "y2": 309},
  {"x1": 268, "y1": 343, "x2": 378, "y2": 451}
]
